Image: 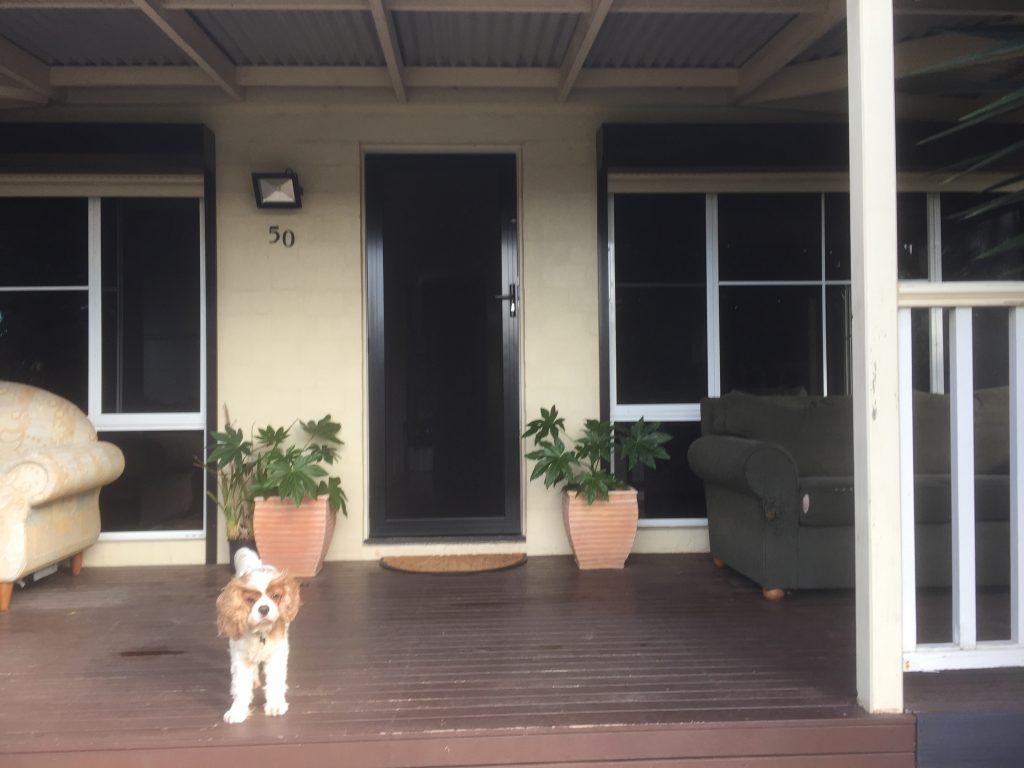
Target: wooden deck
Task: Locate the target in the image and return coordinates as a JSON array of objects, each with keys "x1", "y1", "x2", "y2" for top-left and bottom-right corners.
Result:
[{"x1": 1, "y1": 554, "x2": 1019, "y2": 767}]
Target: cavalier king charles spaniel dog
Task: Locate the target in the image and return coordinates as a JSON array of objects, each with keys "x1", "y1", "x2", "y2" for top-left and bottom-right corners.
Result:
[{"x1": 216, "y1": 548, "x2": 300, "y2": 724}]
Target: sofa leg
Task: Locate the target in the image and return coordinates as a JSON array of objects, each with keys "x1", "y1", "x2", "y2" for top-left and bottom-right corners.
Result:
[
  {"x1": 0, "y1": 582, "x2": 12, "y2": 612},
  {"x1": 712, "y1": 557, "x2": 725, "y2": 569},
  {"x1": 70, "y1": 552, "x2": 84, "y2": 576},
  {"x1": 762, "y1": 587, "x2": 785, "y2": 601}
]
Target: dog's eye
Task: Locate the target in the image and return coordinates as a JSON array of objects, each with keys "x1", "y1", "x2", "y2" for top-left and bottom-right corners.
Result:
[
  {"x1": 245, "y1": 596, "x2": 257, "y2": 606},
  {"x1": 270, "y1": 593, "x2": 282, "y2": 602}
]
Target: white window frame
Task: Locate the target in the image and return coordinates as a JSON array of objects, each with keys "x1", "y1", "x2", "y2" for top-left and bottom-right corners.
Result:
[
  {"x1": 606, "y1": 174, "x2": 971, "y2": 525},
  {"x1": 90, "y1": 197, "x2": 208, "y2": 542},
  {"x1": 0, "y1": 191, "x2": 207, "y2": 542}
]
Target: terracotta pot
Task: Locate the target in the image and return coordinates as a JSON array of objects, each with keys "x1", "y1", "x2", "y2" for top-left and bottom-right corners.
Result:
[
  {"x1": 253, "y1": 496, "x2": 336, "y2": 579},
  {"x1": 561, "y1": 488, "x2": 638, "y2": 570}
]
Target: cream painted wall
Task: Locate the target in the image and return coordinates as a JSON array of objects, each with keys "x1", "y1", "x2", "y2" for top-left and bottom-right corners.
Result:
[{"x1": 12, "y1": 94, "x2": 715, "y2": 566}]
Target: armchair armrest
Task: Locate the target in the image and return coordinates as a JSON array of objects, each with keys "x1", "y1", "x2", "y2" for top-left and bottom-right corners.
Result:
[
  {"x1": 5, "y1": 443, "x2": 125, "y2": 507},
  {"x1": 687, "y1": 435, "x2": 799, "y2": 521}
]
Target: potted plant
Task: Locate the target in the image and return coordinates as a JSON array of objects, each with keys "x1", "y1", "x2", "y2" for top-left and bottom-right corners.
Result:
[
  {"x1": 203, "y1": 408, "x2": 257, "y2": 560},
  {"x1": 523, "y1": 406, "x2": 670, "y2": 570},
  {"x1": 204, "y1": 413, "x2": 348, "y2": 578}
]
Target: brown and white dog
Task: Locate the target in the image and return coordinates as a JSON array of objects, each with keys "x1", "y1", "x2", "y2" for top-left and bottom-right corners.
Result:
[{"x1": 216, "y1": 548, "x2": 300, "y2": 724}]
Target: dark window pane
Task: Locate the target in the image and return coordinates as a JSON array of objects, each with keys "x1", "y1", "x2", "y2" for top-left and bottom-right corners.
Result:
[
  {"x1": 613, "y1": 194, "x2": 705, "y2": 284},
  {"x1": 0, "y1": 198, "x2": 88, "y2": 287},
  {"x1": 719, "y1": 194, "x2": 822, "y2": 281},
  {"x1": 98, "y1": 430, "x2": 204, "y2": 532},
  {"x1": 0, "y1": 291, "x2": 88, "y2": 410},
  {"x1": 615, "y1": 421, "x2": 706, "y2": 519},
  {"x1": 911, "y1": 308, "x2": 933, "y2": 392},
  {"x1": 101, "y1": 199, "x2": 201, "y2": 413},
  {"x1": 824, "y1": 193, "x2": 850, "y2": 280},
  {"x1": 938, "y1": 307, "x2": 1012, "y2": 392},
  {"x1": 942, "y1": 193, "x2": 1024, "y2": 281},
  {"x1": 615, "y1": 286, "x2": 707, "y2": 403},
  {"x1": 898, "y1": 193, "x2": 929, "y2": 279},
  {"x1": 825, "y1": 286, "x2": 851, "y2": 395},
  {"x1": 720, "y1": 286, "x2": 822, "y2": 395}
]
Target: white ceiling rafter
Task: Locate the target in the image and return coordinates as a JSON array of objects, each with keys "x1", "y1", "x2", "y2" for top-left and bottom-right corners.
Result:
[
  {"x1": 2, "y1": 0, "x2": 1020, "y2": 12},
  {"x1": 557, "y1": 0, "x2": 613, "y2": 103},
  {"x1": 0, "y1": 71, "x2": 48, "y2": 103},
  {"x1": 129, "y1": 0, "x2": 243, "y2": 99},
  {"x1": 0, "y1": 35, "x2": 50, "y2": 98},
  {"x1": 733, "y1": 0, "x2": 845, "y2": 103},
  {"x1": 368, "y1": 0, "x2": 406, "y2": 102},
  {"x1": 742, "y1": 32, "x2": 1008, "y2": 105}
]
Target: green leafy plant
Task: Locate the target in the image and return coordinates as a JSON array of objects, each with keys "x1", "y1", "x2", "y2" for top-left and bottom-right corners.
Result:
[
  {"x1": 203, "y1": 411, "x2": 348, "y2": 540},
  {"x1": 523, "y1": 405, "x2": 671, "y2": 504},
  {"x1": 915, "y1": 25, "x2": 1024, "y2": 269}
]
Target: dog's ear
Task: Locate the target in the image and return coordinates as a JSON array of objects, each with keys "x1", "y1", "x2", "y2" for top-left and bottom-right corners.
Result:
[
  {"x1": 270, "y1": 574, "x2": 301, "y2": 624},
  {"x1": 216, "y1": 580, "x2": 251, "y2": 640}
]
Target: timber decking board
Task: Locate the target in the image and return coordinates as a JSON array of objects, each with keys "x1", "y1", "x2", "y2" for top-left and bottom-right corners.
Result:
[{"x1": 0, "y1": 552, "x2": 1007, "y2": 766}]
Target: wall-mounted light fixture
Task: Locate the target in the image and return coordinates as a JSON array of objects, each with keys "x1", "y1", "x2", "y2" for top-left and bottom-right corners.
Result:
[{"x1": 252, "y1": 169, "x2": 302, "y2": 209}]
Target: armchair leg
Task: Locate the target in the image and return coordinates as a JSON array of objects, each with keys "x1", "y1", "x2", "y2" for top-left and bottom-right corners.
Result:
[
  {"x1": 762, "y1": 587, "x2": 785, "y2": 601},
  {"x1": 0, "y1": 582, "x2": 12, "y2": 612},
  {"x1": 70, "y1": 552, "x2": 84, "y2": 576}
]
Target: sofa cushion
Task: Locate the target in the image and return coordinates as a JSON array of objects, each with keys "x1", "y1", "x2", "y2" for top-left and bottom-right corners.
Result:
[
  {"x1": 914, "y1": 474, "x2": 1010, "y2": 524},
  {"x1": 798, "y1": 476, "x2": 855, "y2": 527},
  {"x1": 912, "y1": 386, "x2": 1009, "y2": 474},
  {"x1": 720, "y1": 391, "x2": 853, "y2": 477}
]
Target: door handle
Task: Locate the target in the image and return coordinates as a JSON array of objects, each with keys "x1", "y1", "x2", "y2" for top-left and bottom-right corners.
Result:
[{"x1": 494, "y1": 283, "x2": 517, "y2": 317}]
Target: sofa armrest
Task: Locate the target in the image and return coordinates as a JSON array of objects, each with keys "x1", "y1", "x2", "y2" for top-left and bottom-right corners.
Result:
[
  {"x1": 4, "y1": 443, "x2": 125, "y2": 508},
  {"x1": 687, "y1": 435, "x2": 799, "y2": 521}
]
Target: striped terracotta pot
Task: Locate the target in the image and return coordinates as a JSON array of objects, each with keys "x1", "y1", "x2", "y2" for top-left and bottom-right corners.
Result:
[
  {"x1": 561, "y1": 488, "x2": 639, "y2": 570},
  {"x1": 253, "y1": 496, "x2": 336, "y2": 579}
]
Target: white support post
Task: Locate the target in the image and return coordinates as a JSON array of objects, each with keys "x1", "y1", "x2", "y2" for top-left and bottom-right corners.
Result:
[
  {"x1": 949, "y1": 307, "x2": 977, "y2": 650},
  {"x1": 847, "y1": 0, "x2": 904, "y2": 714},
  {"x1": 898, "y1": 308, "x2": 917, "y2": 655},
  {"x1": 1011, "y1": 307, "x2": 1024, "y2": 645}
]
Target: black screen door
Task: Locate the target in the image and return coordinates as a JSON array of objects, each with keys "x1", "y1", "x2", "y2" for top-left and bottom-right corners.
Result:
[{"x1": 366, "y1": 154, "x2": 520, "y2": 537}]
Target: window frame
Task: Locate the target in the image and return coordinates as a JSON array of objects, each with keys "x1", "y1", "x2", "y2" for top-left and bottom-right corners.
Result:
[
  {"x1": 0, "y1": 192, "x2": 208, "y2": 542},
  {"x1": 606, "y1": 174, "x2": 1000, "y2": 525}
]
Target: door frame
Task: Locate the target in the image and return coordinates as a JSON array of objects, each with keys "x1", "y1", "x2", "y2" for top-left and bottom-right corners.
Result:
[{"x1": 363, "y1": 149, "x2": 522, "y2": 539}]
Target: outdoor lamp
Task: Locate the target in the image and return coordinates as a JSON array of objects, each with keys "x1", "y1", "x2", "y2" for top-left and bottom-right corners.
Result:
[{"x1": 252, "y1": 169, "x2": 302, "y2": 209}]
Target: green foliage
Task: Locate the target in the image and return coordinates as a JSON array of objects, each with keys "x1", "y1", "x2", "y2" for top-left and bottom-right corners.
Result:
[
  {"x1": 201, "y1": 409, "x2": 349, "y2": 539},
  {"x1": 523, "y1": 405, "x2": 671, "y2": 505},
  {"x1": 917, "y1": 24, "x2": 1024, "y2": 272}
]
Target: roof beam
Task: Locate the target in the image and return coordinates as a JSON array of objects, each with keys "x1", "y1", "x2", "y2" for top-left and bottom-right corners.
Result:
[
  {"x1": 742, "y1": 32, "x2": 1008, "y2": 104},
  {"x1": 0, "y1": 73, "x2": 48, "y2": 104},
  {"x1": 733, "y1": 0, "x2": 845, "y2": 102},
  {"x1": 130, "y1": 0, "x2": 243, "y2": 100},
  {"x1": 557, "y1": 0, "x2": 613, "y2": 103},
  {"x1": 368, "y1": 0, "x2": 407, "y2": 102},
  {"x1": 8, "y1": 0, "x2": 1021, "y2": 11},
  {"x1": 0, "y1": 36, "x2": 51, "y2": 98}
]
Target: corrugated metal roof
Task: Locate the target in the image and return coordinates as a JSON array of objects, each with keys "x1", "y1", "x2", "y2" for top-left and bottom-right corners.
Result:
[
  {"x1": 190, "y1": 10, "x2": 383, "y2": 67},
  {"x1": 586, "y1": 13, "x2": 794, "y2": 68},
  {"x1": 0, "y1": 9, "x2": 192, "y2": 66},
  {"x1": 392, "y1": 11, "x2": 577, "y2": 67}
]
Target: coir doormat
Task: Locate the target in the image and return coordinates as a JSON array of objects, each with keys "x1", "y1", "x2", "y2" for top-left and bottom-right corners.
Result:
[{"x1": 379, "y1": 553, "x2": 527, "y2": 574}]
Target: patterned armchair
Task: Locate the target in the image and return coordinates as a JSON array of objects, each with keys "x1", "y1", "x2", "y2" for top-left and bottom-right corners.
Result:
[{"x1": 0, "y1": 381, "x2": 125, "y2": 611}]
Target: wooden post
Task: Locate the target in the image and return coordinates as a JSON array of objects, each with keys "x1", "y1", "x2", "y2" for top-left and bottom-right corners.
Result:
[{"x1": 847, "y1": 0, "x2": 904, "y2": 713}]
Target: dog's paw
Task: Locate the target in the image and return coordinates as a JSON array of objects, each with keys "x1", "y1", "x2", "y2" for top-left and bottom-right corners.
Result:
[
  {"x1": 223, "y1": 706, "x2": 250, "y2": 724},
  {"x1": 264, "y1": 700, "x2": 289, "y2": 717}
]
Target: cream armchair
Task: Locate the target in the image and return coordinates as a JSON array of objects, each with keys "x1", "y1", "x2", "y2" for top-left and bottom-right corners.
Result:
[{"x1": 0, "y1": 381, "x2": 125, "y2": 611}]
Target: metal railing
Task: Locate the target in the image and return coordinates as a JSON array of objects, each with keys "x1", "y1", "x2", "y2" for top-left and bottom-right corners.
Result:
[{"x1": 898, "y1": 281, "x2": 1024, "y2": 672}]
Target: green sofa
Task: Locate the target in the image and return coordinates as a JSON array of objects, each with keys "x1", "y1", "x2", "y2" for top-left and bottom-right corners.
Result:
[{"x1": 687, "y1": 387, "x2": 1011, "y2": 594}]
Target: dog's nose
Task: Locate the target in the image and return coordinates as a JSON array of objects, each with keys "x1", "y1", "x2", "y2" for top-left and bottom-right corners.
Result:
[{"x1": 258, "y1": 604, "x2": 270, "y2": 617}]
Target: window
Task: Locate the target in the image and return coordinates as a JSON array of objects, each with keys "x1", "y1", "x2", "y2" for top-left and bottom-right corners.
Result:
[
  {"x1": 0, "y1": 195, "x2": 206, "y2": 538},
  {"x1": 606, "y1": 185, "x2": 1013, "y2": 522},
  {"x1": 0, "y1": 199, "x2": 90, "y2": 408}
]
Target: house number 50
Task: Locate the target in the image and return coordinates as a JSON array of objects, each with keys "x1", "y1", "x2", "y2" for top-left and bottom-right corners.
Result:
[{"x1": 269, "y1": 225, "x2": 295, "y2": 248}]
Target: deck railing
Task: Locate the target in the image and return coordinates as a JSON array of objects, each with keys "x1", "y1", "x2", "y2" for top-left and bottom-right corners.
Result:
[{"x1": 898, "y1": 281, "x2": 1024, "y2": 672}]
